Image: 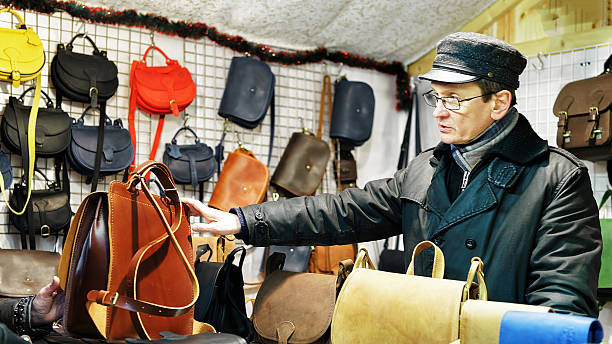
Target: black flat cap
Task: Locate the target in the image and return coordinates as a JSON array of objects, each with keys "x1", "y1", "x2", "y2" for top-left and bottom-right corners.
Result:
[{"x1": 420, "y1": 32, "x2": 527, "y2": 89}]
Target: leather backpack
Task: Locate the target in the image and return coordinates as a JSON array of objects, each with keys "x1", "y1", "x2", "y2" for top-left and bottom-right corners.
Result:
[{"x1": 51, "y1": 33, "x2": 119, "y2": 109}]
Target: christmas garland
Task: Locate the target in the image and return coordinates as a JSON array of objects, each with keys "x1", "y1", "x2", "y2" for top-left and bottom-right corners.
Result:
[{"x1": 2, "y1": 0, "x2": 411, "y2": 110}]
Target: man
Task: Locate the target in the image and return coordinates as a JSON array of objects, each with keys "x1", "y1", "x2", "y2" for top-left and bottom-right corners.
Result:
[{"x1": 184, "y1": 32, "x2": 602, "y2": 317}]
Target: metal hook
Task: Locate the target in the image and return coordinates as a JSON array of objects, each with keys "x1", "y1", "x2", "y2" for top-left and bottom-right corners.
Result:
[
  {"x1": 76, "y1": 20, "x2": 87, "y2": 37},
  {"x1": 233, "y1": 130, "x2": 244, "y2": 149},
  {"x1": 322, "y1": 61, "x2": 329, "y2": 76},
  {"x1": 150, "y1": 31, "x2": 156, "y2": 47},
  {"x1": 532, "y1": 52, "x2": 545, "y2": 70},
  {"x1": 299, "y1": 117, "x2": 311, "y2": 134},
  {"x1": 335, "y1": 63, "x2": 345, "y2": 80},
  {"x1": 222, "y1": 118, "x2": 230, "y2": 133},
  {"x1": 183, "y1": 113, "x2": 190, "y2": 127}
]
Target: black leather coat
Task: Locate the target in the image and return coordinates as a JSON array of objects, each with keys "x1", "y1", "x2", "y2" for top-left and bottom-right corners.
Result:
[{"x1": 241, "y1": 113, "x2": 601, "y2": 317}]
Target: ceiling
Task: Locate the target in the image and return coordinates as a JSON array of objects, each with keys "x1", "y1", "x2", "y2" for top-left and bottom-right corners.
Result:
[{"x1": 80, "y1": 0, "x2": 497, "y2": 65}]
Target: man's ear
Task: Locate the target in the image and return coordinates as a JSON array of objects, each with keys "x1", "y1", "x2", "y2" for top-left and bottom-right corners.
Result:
[{"x1": 490, "y1": 90, "x2": 512, "y2": 121}]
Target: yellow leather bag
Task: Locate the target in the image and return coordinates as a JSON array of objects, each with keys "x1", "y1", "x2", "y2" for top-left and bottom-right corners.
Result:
[
  {"x1": 331, "y1": 241, "x2": 486, "y2": 344},
  {"x1": 0, "y1": 8, "x2": 44, "y2": 215}
]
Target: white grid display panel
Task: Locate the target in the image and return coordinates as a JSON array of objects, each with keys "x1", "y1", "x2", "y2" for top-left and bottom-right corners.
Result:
[
  {"x1": 0, "y1": 9, "x2": 338, "y2": 250},
  {"x1": 517, "y1": 43, "x2": 612, "y2": 217}
]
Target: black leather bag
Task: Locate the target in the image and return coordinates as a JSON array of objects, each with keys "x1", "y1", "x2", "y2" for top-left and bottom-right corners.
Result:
[
  {"x1": 194, "y1": 245, "x2": 252, "y2": 340},
  {"x1": 330, "y1": 78, "x2": 375, "y2": 147},
  {"x1": 67, "y1": 106, "x2": 134, "y2": 178},
  {"x1": 1, "y1": 87, "x2": 71, "y2": 157},
  {"x1": 263, "y1": 245, "x2": 312, "y2": 274},
  {"x1": 51, "y1": 33, "x2": 118, "y2": 109},
  {"x1": 0, "y1": 149, "x2": 12, "y2": 190},
  {"x1": 9, "y1": 159, "x2": 71, "y2": 249},
  {"x1": 378, "y1": 235, "x2": 406, "y2": 273},
  {"x1": 163, "y1": 126, "x2": 215, "y2": 187}
]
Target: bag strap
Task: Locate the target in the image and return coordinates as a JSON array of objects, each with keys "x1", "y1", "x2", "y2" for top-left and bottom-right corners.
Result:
[
  {"x1": 267, "y1": 91, "x2": 274, "y2": 167},
  {"x1": 86, "y1": 161, "x2": 199, "y2": 317},
  {"x1": 141, "y1": 45, "x2": 174, "y2": 65},
  {"x1": 171, "y1": 126, "x2": 200, "y2": 144},
  {"x1": 0, "y1": 8, "x2": 26, "y2": 28},
  {"x1": 316, "y1": 74, "x2": 332, "y2": 139},
  {"x1": 406, "y1": 240, "x2": 444, "y2": 278},
  {"x1": 18, "y1": 86, "x2": 54, "y2": 108},
  {"x1": 354, "y1": 247, "x2": 375, "y2": 269},
  {"x1": 462, "y1": 257, "x2": 487, "y2": 301},
  {"x1": 66, "y1": 33, "x2": 102, "y2": 55}
]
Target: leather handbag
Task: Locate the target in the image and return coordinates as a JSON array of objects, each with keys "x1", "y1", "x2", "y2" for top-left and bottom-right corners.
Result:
[
  {"x1": 553, "y1": 56, "x2": 612, "y2": 161},
  {"x1": 9, "y1": 160, "x2": 71, "y2": 250},
  {"x1": 331, "y1": 242, "x2": 486, "y2": 344},
  {"x1": 0, "y1": 8, "x2": 45, "y2": 217},
  {"x1": 378, "y1": 235, "x2": 406, "y2": 273},
  {"x1": 67, "y1": 106, "x2": 134, "y2": 179},
  {"x1": 252, "y1": 252, "x2": 338, "y2": 344},
  {"x1": 192, "y1": 235, "x2": 236, "y2": 263},
  {"x1": 163, "y1": 126, "x2": 215, "y2": 188},
  {"x1": 308, "y1": 244, "x2": 356, "y2": 275},
  {"x1": 1, "y1": 87, "x2": 71, "y2": 157},
  {"x1": 194, "y1": 246, "x2": 252, "y2": 340},
  {"x1": 57, "y1": 161, "x2": 198, "y2": 341},
  {"x1": 263, "y1": 246, "x2": 312, "y2": 274},
  {"x1": 51, "y1": 33, "x2": 118, "y2": 109},
  {"x1": 128, "y1": 46, "x2": 196, "y2": 167},
  {"x1": 332, "y1": 141, "x2": 357, "y2": 191},
  {"x1": 0, "y1": 249, "x2": 60, "y2": 297},
  {"x1": 329, "y1": 78, "x2": 375, "y2": 147},
  {"x1": 208, "y1": 147, "x2": 269, "y2": 212}
]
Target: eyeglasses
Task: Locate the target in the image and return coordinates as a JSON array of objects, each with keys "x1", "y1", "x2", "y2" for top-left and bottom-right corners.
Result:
[{"x1": 423, "y1": 90, "x2": 497, "y2": 111}]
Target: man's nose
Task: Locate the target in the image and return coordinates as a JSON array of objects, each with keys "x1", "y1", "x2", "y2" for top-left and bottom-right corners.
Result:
[{"x1": 432, "y1": 101, "x2": 448, "y2": 118}]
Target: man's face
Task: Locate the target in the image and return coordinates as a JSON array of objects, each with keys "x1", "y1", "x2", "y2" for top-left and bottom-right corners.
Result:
[{"x1": 430, "y1": 81, "x2": 496, "y2": 145}]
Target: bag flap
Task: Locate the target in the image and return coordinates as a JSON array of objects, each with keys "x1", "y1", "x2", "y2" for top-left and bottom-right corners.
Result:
[
  {"x1": 0, "y1": 28, "x2": 45, "y2": 75},
  {"x1": 55, "y1": 48, "x2": 118, "y2": 83},
  {"x1": 553, "y1": 73, "x2": 612, "y2": 117},
  {"x1": 218, "y1": 56, "x2": 275, "y2": 126},
  {"x1": 0, "y1": 250, "x2": 60, "y2": 297},
  {"x1": 4, "y1": 100, "x2": 71, "y2": 136},
  {"x1": 133, "y1": 64, "x2": 196, "y2": 94},
  {"x1": 164, "y1": 143, "x2": 214, "y2": 163},
  {"x1": 193, "y1": 261, "x2": 224, "y2": 320},
  {"x1": 71, "y1": 124, "x2": 132, "y2": 153},
  {"x1": 330, "y1": 80, "x2": 375, "y2": 145},
  {"x1": 253, "y1": 271, "x2": 336, "y2": 342}
]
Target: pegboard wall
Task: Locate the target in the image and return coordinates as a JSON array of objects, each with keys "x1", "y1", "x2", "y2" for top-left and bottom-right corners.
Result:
[
  {"x1": 0, "y1": 9, "x2": 339, "y2": 251},
  {"x1": 515, "y1": 44, "x2": 612, "y2": 217}
]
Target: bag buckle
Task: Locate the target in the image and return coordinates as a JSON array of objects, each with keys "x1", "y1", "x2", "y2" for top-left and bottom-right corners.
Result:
[
  {"x1": 591, "y1": 128, "x2": 603, "y2": 140},
  {"x1": 589, "y1": 106, "x2": 599, "y2": 121},
  {"x1": 557, "y1": 111, "x2": 567, "y2": 126},
  {"x1": 89, "y1": 87, "x2": 98, "y2": 97},
  {"x1": 40, "y1": 225, "x2": 50, "y2": 238},
  {"x1": 563, "y1": 130, "x2": 571, "y2": 143},
  {"x1": 101, "y1": 292, "x2": 119, "y2": 306}
]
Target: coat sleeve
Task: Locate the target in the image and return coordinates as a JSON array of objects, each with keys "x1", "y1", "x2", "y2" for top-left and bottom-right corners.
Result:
[
  {"x1": 525, "y1": 165, "x2": 601, "y2": 317},
  {"x1": 239, "y1": 169, "x2": 406, "y2": 246}
]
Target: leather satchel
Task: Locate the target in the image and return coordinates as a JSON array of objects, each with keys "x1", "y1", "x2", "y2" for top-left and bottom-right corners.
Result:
[
  {"x1": 194, "y1": 246, "x2": 252, "y2": 340},
  {"x1": 51, "y1": 33, "x2": 118, "y2": 109},
  {"x1": 67, "y1": 106, "x2": 134, "y2": 178},
  {"x1": 1, "y1": 87, "x2": 71, "y2": 157},
  {"x1": 329, "y1": 78, "x2": 375, "y2": 147},
  {"x1": 163, "y1": 126, "x2": 215, "y2": 187},
  {"x1": 263, "y1": 246, "x2": 312, "y2": 274},
  {"x1": 252, "y1": 252, "x2": 338, "y2": 344},
  {"x1": 57, "y1": 161, "x2": 198, "y2": 341},
  {"x1": 553, "y1": 56, "x2": 612, "y2": 161},
  {"x1": 208, "y1": 147, "x2": 269, "y2": 212},
  {"x1": 129, "y1": 45, "x2": 196, "y2": 167},
  {"x1": 9, "y1": 160, "x2": 71, "y2": 249},
  {"x1": 331, "y1": 242, "x2": 486, "y2": 344},
  {"x1": 308, "y1": 244, "x2": 356, "y2": 275},
  {"x1": 0, "y1": 249, "x2": 60, "y2": 297}
]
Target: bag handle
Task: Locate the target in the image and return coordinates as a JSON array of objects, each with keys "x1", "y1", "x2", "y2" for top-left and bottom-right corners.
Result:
[
  {"x1": 66, "y1": 33, "x2": 101, "y2": 55},
  {"x1": 87, "y1": 161, "x2": 199, "y2": 317},
  {"x1": 77, "y1": 106, "x2": 112, "y2": 126},
  {"x1": 406, "y1": 240, "x2": 445, "y2": 278},
  {"x1": 171, "y1": 126, "x2": 201, "y2": 145},
  {"x1": 354, "y1": 247, "x2": 375, "y2": 269},
  {"x1": 18, "y1": 87, "x2": 53, "y2": 108},
  {"x1": 462, "y1": 257, "x2": 487, "y2": 301},
  {"x1": 0, "y1": 8, "x2": 26, "y2": 28},
  {"x1": 141, "y1": 45, "x2": 174, "y2": 65},
  {"x1": 195, "y1": 244, "x2": 213, "y2": 263}
]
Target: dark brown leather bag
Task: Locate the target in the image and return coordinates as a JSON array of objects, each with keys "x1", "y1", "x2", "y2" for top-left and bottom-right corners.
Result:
[
  {"x1": 308, "y1": 244, "x2": 357, "y2": 275},
  {"x1": 553, "y1": 62, "x2": 612, "y2": 161},
  {"x1": 0, "y1": 249, "x2": 60, "y2": 297},
  {"x1": 58, "y1": 161, "x2": 198, "y2": 341},
  {"x1": 271, "y1": 75, "x2": 331, "y2": 196},
  {"x1": 208, "y1": 147, "x2": 269, "y2": 212}
]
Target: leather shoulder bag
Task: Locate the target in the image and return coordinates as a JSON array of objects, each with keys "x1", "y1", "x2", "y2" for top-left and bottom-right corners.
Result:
[
  {"x1": 194, "y1": 245, "x2": 252, "y2": 340},
  {"x1": 553, "y1": 56, "x2": 612, "y2": 161},
  {"x1": 1, "y1": 87, "x2": 71, "y2": 157},
  {"x1": 208, "y1": 147, "x2": 269, "y2": 212},
  {"x1": 329, "y1": 78, "x2": 375, "y2": 147},
  {"x1": 129, "y1": 46, "x2": 196, "y2": 168},
  {"x1": 263, "y1": 246, "x2": 312, "y2": 274},
  {"x1": 0, "y1": 249, "x2": 60, "y2": 297},
  {"x1": 57, "y1": 161, "x2": 198, "y2": 341},
  {"x1": 308, "y1": 244, "x2": 356, "y2": 276},
  {"x1": 331, "y1": 242, "x2": 486, "y2": 344},
  {"x1": 0, "y1": 8, "x2": 45, "y2": 217},
  {"x1": 9, "y1": 159, "x2": 71, "y2": 250},
  {"x1": 51, "y1": 33, "x2": 118, "y2": 109},
  {"x1": 163, "y1": 126, "x2": 215, "y2": 189},
  {"x1": 67, "y1": 106, "x2": 134, "y2": 180}
]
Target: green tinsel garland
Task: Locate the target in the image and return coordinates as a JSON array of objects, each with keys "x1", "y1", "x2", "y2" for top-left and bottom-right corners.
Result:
[{"x1": 1, "y1": 0, "x2": 412, "y2": 111}]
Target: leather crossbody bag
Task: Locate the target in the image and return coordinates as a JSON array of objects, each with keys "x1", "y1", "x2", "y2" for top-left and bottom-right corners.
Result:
[
  {"x1": 208, "y1": 147, "x2": 269, "y2": 212},
  {"x1": 553, "y1": 55, "x2": 612, "y2": 161},
  {"x1": 68, "y1": 106, "x2": 134, "y2": 183},
  {"x1": 0, "y1": 249, "x2": 60, "y2": 297},
  {"x1": 129, "y1": 46, "x2": 196, "y2": 168},
  {"x1": 58, "y1": 161, "x2": 198, "y2": 341},
  {"x1": 194, "y1": 246, "x2": 252, "y2": 340},
  {"x1": 9, "y1": 159, "x2": 71, "y2": 250},
  {"x1": 0, "y1": 8, "x2": 45, "y2": 217},
  {"x1": 329, "y1": 78, "x2": 375, "y2": 147},
  {"x1": 1, "y1": 87, "x2": 71, "y2": 157},
  {"x1": 51, "y1": 33, "x2": 118, "y2": 109},
  {"x1": 163, "y1": 126, "x2": 215, "y2": 193}
]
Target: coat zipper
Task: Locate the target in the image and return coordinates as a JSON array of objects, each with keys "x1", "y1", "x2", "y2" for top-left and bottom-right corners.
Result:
[{"x1": 461, "y1": 170, "x2": 470, "y2": 192}]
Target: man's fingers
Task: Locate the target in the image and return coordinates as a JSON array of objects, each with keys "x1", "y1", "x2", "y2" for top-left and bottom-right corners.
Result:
[{"x1": 191, "y1": 222, "x2": 224, "y2": 234}]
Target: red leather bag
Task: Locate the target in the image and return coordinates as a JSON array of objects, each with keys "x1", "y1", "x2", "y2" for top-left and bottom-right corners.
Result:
[
  {"x1": 58, "y1": 161, "x2": 198, "y2": 341},
  {"x1": 128, "y1": 46, "x2": 196, "y2": 168}
]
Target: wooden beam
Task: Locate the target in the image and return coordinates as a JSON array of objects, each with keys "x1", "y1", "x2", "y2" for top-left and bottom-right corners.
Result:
[{"x1": 514, "y1": 25, "x2": 612, "y2": 56}]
